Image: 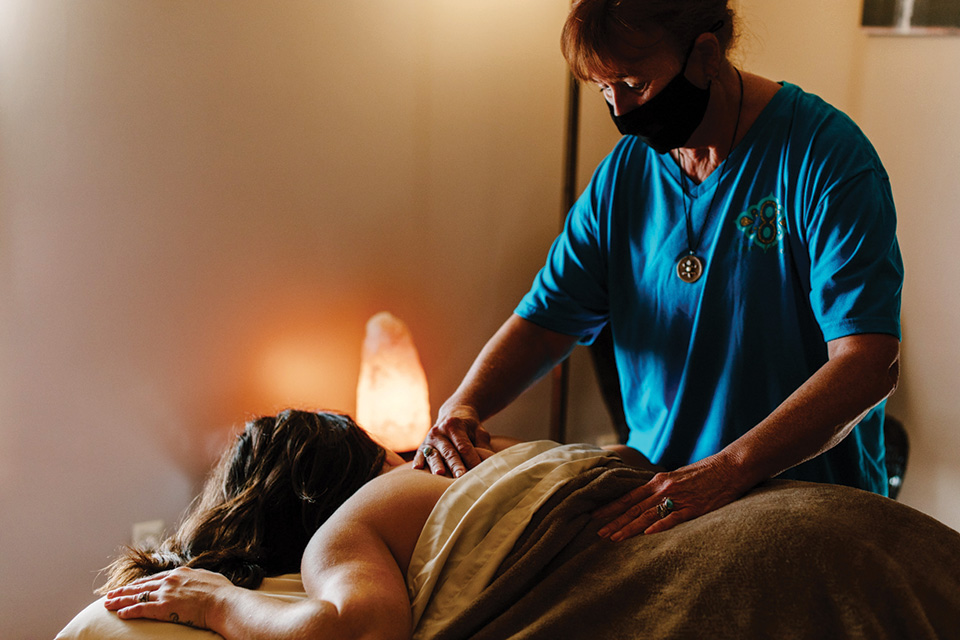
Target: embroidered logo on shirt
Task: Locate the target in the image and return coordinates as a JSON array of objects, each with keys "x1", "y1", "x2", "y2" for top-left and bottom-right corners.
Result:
[{"x1": 736, "y1": 194, "x2": 786, "y2": 252}]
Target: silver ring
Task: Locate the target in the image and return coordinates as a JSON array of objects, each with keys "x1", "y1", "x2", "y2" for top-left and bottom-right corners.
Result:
[
  {"x1": 656, "y1": 497, "x2": 675, "y2": 519},
  {"x1": 420, "y1": 445, "x2": 435, "y2": 458},
  {"x1": 137, "y1": 591, "x2": 150, "y2": 603}
]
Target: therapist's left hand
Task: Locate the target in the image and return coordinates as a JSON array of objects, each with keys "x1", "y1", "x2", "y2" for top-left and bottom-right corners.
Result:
[{"x1": 593, "y1": 456, "x2": 751, "y2": 540}]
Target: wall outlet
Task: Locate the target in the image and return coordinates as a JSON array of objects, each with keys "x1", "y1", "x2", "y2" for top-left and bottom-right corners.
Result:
[{"x1": 132, "y1": 519, "x2": 165, "y2": 547}]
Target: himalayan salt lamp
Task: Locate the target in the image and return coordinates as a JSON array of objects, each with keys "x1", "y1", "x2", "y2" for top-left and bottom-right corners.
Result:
[{"x1": 356, "y1": 312, "x2": 431, "y2": 451}]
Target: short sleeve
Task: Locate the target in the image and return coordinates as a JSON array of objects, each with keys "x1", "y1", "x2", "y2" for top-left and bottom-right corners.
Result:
[
  {"x1": 514, "y1": 148, "x2": 625, "y2": 344},
  {"x1": 805, "y1": 168, "x2": 903, "y2": 342}
]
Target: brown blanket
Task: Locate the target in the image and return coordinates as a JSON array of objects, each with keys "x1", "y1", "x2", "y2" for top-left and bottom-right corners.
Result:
[{"x1": 430, "y1": 462, "x2": 960, "y2": 640}]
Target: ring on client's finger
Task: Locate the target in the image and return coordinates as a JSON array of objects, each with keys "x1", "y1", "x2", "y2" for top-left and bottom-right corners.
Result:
[
  {"x1": 420, "y1": 445, "x2": 435, "y2": 458},
  {"x1": 137, "y1": 592, "x2": 150, "y2": 603},
  {"x1": 657, "y1": 497, "x2": 675, "y2": 519}
]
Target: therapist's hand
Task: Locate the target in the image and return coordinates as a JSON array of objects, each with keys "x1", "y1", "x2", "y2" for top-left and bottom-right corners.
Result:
[
  {"x1": 413, "y1": 405, "x2": 492, "y2": 478},
  {"x1": 593, "y1": 455, "x2": 750, "y2": 539}
]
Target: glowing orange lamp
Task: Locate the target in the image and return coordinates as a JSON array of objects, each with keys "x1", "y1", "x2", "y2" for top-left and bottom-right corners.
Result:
[{"x1": 356, "y1": 312, "x2": 431, "y2": 451}]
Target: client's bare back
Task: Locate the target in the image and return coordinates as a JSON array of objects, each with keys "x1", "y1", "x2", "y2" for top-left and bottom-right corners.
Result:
[{"x1": 303, "y1": 468, "x2": 454, "y2": 583}]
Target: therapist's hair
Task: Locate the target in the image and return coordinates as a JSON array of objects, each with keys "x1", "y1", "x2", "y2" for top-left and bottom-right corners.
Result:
[
  {"x1": 561, "y1": 0, "x2": 738, "y2": 82},
  {"x1": 99, "y1": 409, "x2": 387, "y2": 592}
]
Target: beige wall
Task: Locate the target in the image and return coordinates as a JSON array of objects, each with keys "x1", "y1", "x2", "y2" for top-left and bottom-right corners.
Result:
[
  {"x1": 0, "y1": 2, "x2": 571, "y2": 637},
  {"x1": 3, "y1": 1, "x2": 959, "y2": 638},
  {"x1": 856, "y1": 37, "x2": 960, "y2": 527}
]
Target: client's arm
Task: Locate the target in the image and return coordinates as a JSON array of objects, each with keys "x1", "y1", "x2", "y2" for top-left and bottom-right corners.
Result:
[
  {"x1": 103, "y1": 523, "x2": 410, "y2": 640},
  {"x1": 104, "y1": 469, "x2": 449, "y2": 639}
]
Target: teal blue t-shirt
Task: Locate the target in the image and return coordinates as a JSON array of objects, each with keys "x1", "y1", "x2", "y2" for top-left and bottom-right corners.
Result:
[{"x1": 515, "y1": 83, "x2": 903, "y2": 494}]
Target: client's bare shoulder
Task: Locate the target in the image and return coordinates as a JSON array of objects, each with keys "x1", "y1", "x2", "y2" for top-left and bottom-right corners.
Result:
[{"x1": 320, "y1": 469, "x2": 454, "y2": 574}]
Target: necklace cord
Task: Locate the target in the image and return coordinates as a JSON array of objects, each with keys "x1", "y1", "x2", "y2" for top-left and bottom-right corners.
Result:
[{"x1": 679, "y1": 68, "x2": 744, "y2": 256}]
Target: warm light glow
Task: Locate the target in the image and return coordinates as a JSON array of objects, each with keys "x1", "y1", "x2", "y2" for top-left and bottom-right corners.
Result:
[
  {"x1": 252, "y1": 331, "x2": 357, "y2": 415},
  {"x1": 356, "y1": 312, "x2": 431, "y2": 451}
]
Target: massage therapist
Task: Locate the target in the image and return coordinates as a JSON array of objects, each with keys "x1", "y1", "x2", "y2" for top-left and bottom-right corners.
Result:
[{"x1": 415, "y1": 0, "x2": 903, "y2": 539}]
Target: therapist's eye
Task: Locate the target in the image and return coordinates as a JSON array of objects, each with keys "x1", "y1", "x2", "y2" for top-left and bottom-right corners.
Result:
[{"x1": 595, "y1": 79, "x2": 648, "y2": 95}]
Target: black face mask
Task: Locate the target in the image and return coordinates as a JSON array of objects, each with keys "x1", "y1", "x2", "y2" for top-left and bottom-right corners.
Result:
[{"x1": 607, "y1": 47, "x2": 710, "y2": 154}]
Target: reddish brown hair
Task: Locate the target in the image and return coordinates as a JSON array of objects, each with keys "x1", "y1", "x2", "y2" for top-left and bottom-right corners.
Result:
[{"x1": 561, "y1": 0, "x2": 737, "y2": 82}]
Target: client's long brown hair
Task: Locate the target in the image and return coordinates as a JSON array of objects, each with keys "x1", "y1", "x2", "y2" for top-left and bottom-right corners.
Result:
[{"x1": 99, "y1": 409, "x2": 386, "y2": 592}]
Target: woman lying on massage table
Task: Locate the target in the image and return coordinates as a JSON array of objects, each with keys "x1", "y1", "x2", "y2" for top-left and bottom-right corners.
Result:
[
  {"x1": 101, "y1": 409, "x2": 534, "y2": 639},
  {"x1": 97, "y1": 409, "x2": 960, "y2": 640}
]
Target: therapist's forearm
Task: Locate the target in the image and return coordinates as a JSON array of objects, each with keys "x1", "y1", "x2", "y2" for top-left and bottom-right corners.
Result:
[
  {"x1": 441, "y1": 314, "x2": 580, "y2": 423},
  {"x1": 712, "y1": 334, "x2": 900, "y2": 490}
]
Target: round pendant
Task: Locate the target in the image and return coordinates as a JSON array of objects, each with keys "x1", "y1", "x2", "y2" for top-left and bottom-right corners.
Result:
[{"x1": 676, "y1": 254, "x2": 704, "y2": 283}]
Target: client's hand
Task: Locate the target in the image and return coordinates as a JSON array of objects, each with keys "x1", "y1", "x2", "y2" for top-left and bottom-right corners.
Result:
[
  {"x1": 593, "y1": 456, "x2": 749, "y2": 539},
  {"x1": 103, "y1": 567, "x2": 232, "y2": 630},
  {"x1": 413, "y1": 404, "x2": 492, "y2": 478}
]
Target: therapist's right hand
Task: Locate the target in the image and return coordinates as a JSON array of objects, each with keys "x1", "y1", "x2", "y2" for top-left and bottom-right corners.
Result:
[{"x1": 413, "y1": 405, "x2": 491, "y2": 478}]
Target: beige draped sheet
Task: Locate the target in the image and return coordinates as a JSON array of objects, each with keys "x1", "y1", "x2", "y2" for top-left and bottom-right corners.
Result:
[{"x1": 59, "y1": 441, "x2": 960, "y2": 639}]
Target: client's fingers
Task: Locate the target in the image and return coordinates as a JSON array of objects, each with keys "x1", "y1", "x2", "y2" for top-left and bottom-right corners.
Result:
[
  {"x1": 105, "y1": 575, "x2": 164, "y2": 599},
  {"x1": 104, "y1": 584, "x2": 161, "y2": 612}
]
